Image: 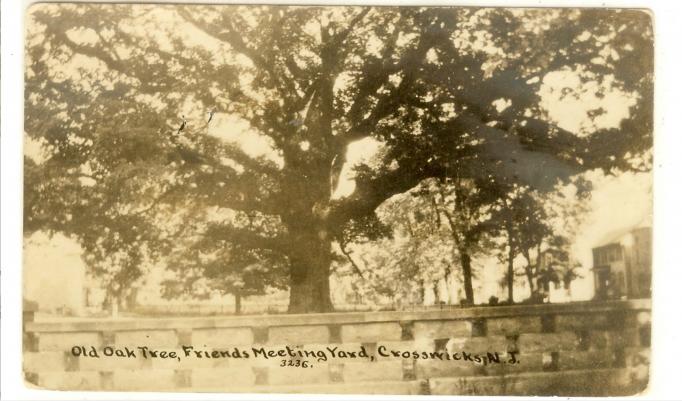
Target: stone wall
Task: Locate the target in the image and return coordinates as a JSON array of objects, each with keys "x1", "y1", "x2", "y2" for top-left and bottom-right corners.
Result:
[{"x1": 23, "y1": 299, "x2": 651, "y2": 396}]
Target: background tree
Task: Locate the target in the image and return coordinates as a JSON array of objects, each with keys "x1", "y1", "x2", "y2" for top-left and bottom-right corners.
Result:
[
  {"x1": 24, "y1": 5, "x2": 653, "y2": 312},
  {"x1": 491, "y1": 181, "x2": 589, "y2": 302},
  {"x1": 425, "y1": 178, "x2": 499, "y2": 305},
  {"x1": 334, "y1": 188, "x2": 454, "y2": 307},
  {"x1": 160, "y1": 218, "x2": 290, "y2": 314},
  {"x1": 490, "y1": 184, "x2": 524, "y2": 304}
]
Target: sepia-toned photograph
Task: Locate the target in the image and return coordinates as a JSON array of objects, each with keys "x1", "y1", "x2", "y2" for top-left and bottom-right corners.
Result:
[{"x1": 22, "y1": 3, "x2": 653, "y2": 396}]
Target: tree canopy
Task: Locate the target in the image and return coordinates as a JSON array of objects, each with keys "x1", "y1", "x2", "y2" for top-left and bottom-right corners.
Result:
[{"x1": 24, "y1": 5, "x2": 653, "y2": 312}]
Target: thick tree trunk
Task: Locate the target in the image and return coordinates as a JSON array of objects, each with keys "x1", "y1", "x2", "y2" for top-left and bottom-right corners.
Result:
[
  {"x1": 287, "y1": 227, "x2": 333, "y2": 313},
  {"x1": 505, "y1": 224, "x2": 515, "y2": 303},
  {"x1": 525, "y1": 267, "x2": 535, "y2": 295},
  {"x1": 522, "y1": 250, "x2": 536, "y2": 295},
  {"x1": 433, "y1": 282, "x2": 440, "y2": 305},
  {"x1": 234, "y1": 291, "x2": 242, "y2": 315},
  {"x1": 507, "y1": 254, "x2": 514, "y2": 304},
  {"x1": 460, "y1": 252, "x2": 475, "y2": 305},
  {"x1": 535, "y1": 242, "x2": 544, "y2": 298}
]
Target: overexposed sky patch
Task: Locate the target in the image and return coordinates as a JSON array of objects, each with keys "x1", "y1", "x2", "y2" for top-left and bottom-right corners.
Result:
[
  {"x1": 208, "y1": 114, "x2": 283, "y2": 167},
  {"x1": 540, "y1": 70, "x2": 636, "y2": 135},
  {"x1": 332, "y1": 137, "x2": 383, "y2": 199}
]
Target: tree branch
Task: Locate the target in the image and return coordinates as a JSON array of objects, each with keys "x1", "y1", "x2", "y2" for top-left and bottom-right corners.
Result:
[
  {"x1": 434, "y1": 184, "x2": 463, "y2": 249},
  {"x1": 329, "y1": 8, "x2": 372, "y2": 51},
  {"x1": 337, "y1": 235, "x2": 365, "y2": 279},
  {"x1": 329, "y1": 160, "x2": 446, "y2": 226},
  {"x1": 202, "y1": 223, "x2": 289, "y2": 253},
  {"x1": 341, "y1": 15, "x2": 441, "y2": 145},
  {"x1": 177, "y1": 7, "x2": 300, "y2": 106},
  {"x1": 54, "y1": 30, "x2": 125, "y2": 74},
  {"x1": 130, "y1": 186, "x2": 179, "y2": 216}
]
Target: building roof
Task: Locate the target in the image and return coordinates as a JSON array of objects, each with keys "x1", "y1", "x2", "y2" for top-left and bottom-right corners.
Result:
[
  {"x1": 594, "y1": 227, "x2": 634, "y2": 248},
  {"x1": 594, "y1": 219, "x2": 652, "y2": 248}
]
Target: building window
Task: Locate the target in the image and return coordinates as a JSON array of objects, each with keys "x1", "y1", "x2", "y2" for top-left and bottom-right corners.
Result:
[
  {"x1": 608, "y1": 247, "x2": 622, "y2": 262},
  {"x1": 595, "y1": 268, "x2": 610, "y2": 299}
]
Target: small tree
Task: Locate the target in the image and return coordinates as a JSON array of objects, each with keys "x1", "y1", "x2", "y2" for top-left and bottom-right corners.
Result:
[
  {"x1": 428, "y1": 178, "x2": 501, "y2": 305},
  {"x1": 493, "y1": 181, "x2": 589, "y2": 302},
  {"x1": 161, "y1": 223, "x2": 289, "y2": 313},
  {"x1": 335, "y1": 187, "x2": 452, "y2": 307}
]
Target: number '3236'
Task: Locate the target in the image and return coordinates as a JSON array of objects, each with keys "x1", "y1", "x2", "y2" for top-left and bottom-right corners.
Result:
[{"x1": 280, "y1": 359, "x2": 312, "y2": 368}]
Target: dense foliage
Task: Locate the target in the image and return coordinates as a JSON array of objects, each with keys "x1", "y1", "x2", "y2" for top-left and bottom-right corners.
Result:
[{"x1": 25, "y1": 5, "x2": 652, "y2": 312}]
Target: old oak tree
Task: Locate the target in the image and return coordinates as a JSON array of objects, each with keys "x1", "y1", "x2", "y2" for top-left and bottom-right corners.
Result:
[{"x1": 24, "y1": 6, "x2": 652, "y2": 312}]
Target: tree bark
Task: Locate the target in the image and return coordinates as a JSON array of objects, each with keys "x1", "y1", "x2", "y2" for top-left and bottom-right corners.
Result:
[
  {"x1": 507, "y1": 250, "x2": 515, "y2": 304},
  {"x1": 286, "y1": 226, "x2": 333, "y2": 313},
  {"x1": 234, "y1": 290, "x2": 242, "y2": 315},
  {"x1": 460, "y1": 251, "x2": 475, "y2": 305},
  {"x1": 443, "y1": 268, "x2": 452, "y2": 304},
  {"x1": 506, "y1": 226, "x2": 515, "y2": 304},
  {"x1": 433, "y1": 282, "x2": 440, "y2": 305},
  {"x1": 535, "y1": 242, "x2": 544, "y2": 297},
  {"x1": 522, "y1": 250, "x2": 536, "y2": 295}
]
